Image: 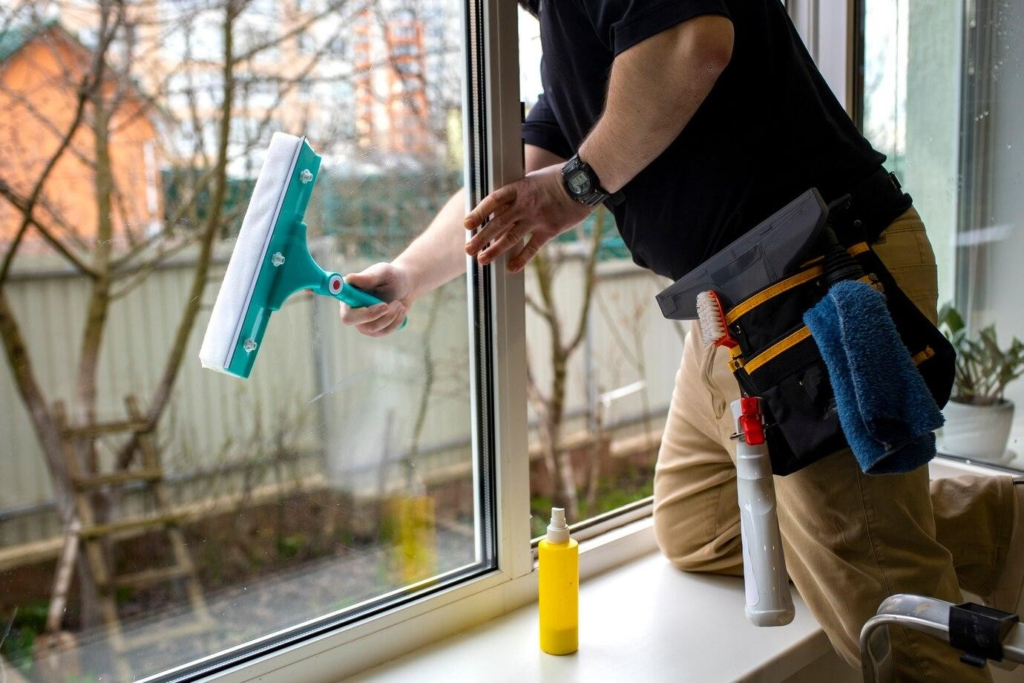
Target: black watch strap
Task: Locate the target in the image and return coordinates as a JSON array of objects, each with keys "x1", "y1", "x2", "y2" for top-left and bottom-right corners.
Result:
[{"x1": 562, "y1": 154, "x2": 624, "y2": 207}]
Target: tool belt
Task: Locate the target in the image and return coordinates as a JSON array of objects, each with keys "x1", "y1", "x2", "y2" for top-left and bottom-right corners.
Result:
[{"x1": 659, "y1": 169, "x2": 957, "y2": 476}]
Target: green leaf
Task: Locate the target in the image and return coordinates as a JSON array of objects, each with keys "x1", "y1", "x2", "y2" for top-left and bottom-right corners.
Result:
[
  {"x1": 939, "y1": 303, "x2": 966, "y2": 336},
  {"x1": 947, "y1": 313, "x2": 1024, "y2": 403}
]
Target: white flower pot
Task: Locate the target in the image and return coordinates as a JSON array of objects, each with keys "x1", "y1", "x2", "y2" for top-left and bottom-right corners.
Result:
[{"x1": 940, "y1": 399, "x2": 1015, "y2": 460}]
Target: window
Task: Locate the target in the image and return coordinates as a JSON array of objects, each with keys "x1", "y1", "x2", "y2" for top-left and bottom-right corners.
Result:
[
  {"x1": 1, "y1": 0, "x2": 653, "y2": 679},
  {"x1": 192, "y1": 17, "x2": 226, "y2": 63},
  {"x1": 240, "y1": 76, "x2": 280, "y2": 108},
  {"x1": 330, "y1": 79, "x2": 355, "y2": 103},
  {"x1": 858, "y1": 0, "x2": 1024, "y2": 470},
  {"x1": 228, "y1": 116, "x2": 258, "y2": 143},
  {"x1": 166, "y1": 71, "x2": 192, "y2": 111},
  {"x1": 392, "y1": 43, "x2": 417, "y2": 57},
  {"x1": 328, "y1": 35, "x2": 348, "y2": 59},
  {"x1": 391, "y1": 25, "x2": 418, "y2": 41},
  {"x1": 296, "y1": 29, "x2": 313, "y2": 54},
  {"x1": 247, "y1": 0, "x2": 279, "y2": 20},
  {"x1": 395, "y1": 60, "x2": 420, "y2": 75},
  {"x1": 165, "y1": 70, "x2": 224, "y2": 113},
  {"x1": 237, "y1": 23, "x2": 280, "y2": 62},
  {"x1": 255, "y1": 78, "x2": 279, "y2": 100},
  {"x1": 0, "y1": 0, "x2": 499, "y2": 680}
]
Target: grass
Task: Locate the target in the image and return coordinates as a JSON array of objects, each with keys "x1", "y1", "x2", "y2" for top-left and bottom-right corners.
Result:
[
  {"x1": 530, "y1": 467, "x2": 654, "y2": 539},
  {"x1": 1, "y1": 601, "x2": 48, "y2": 674}
]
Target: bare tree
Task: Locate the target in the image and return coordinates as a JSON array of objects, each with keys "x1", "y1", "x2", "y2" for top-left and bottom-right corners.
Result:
[
  {"x1": 0, "y1": 0, "x2": 424, "y2": 624},
  {"x1": 525, "y1": 209, "x2": 607, "y2": 521}
]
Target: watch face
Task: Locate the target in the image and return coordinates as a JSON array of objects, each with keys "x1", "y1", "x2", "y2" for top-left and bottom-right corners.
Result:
[{"x1": 567, "y1": 169, "x2": 591, "y2": 196}]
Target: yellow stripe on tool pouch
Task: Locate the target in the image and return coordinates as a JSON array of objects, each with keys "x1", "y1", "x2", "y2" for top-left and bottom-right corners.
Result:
[
  {"x1": 744, "y1": 327, "x2": 812, "y2": 374},
  {"x1": 726, "y1": 268, "x2": 823, "y2": 324},
  {"x1": 743, "y1": 337, "x2": 933, "y2": 378},
  {"x1": 726, "y1": 244, "x2": 872, "y2": 325},
  {"x1": 912, "y1": 346, "x2": 935, "y2": 365}
]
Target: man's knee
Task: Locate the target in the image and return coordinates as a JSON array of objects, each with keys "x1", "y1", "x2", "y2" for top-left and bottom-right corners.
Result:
[{"x1": 653, "y1": 503, "x2": 743, "y2": 576}]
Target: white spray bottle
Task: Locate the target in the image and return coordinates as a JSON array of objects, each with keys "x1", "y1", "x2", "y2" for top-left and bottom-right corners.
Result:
[
  {"x1": 696, "y1": 291, "x2": 794, "y2": 627},
  {"x1": 732, "y1": 396, "x2": 795, "y2": 626}
]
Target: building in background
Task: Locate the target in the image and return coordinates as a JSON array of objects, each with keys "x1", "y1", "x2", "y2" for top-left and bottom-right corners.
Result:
[
  {"x1": 0, "y1": 20, "x2": 162, "y2": 250},
  {"x1": 95, "y1": 0, "x2": 463, "y2": 174},
  {"x1": 354, "y1": 6, "x2": 429, "y2": 155}
]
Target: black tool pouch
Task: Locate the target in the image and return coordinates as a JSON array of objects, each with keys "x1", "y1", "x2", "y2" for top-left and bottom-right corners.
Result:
[{"x1": 724, "y1": 221, "x2": 956, "y2": 475}]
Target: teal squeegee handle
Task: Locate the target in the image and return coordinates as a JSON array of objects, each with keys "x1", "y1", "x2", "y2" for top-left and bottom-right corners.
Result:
[
  {"x1": 267, "y1": 221, "x2": 407, "y2": 330},
  {"x1": 317, "y1": 271, "x2": 408, "y2": 330}
]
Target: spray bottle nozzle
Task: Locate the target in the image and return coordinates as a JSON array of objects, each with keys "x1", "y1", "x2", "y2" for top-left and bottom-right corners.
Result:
[{"x1": 547, "y1": 507, "x2": 570, "y2": 544}]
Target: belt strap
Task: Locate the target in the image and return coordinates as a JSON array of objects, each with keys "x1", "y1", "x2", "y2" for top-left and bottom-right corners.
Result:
[{"x1": 829, "y1": 168, "x2": 913, "y2": 243}]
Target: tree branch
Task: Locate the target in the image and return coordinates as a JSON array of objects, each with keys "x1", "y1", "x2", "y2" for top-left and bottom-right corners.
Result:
[
  {"x1": 525, "y1": 292, "x2": 555, "y2": 326},
  {"x1": 0, "y1": 73, "x2": 93, "y2": 286},
  {"x1": 565, "y1": 210, "x2": 605, "y2": 355},
  {"x1": 0, "y1": 289, "x2": 75, "y2": 523},
  {"x1": 0, "y1": 185, "x2": 99, "y2": 278},
  {"x1": 118, "y1": 0, "x2": 239, "y2": 468}
]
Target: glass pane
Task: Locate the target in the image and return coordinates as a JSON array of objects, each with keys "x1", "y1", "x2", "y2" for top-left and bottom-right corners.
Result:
[
  {"x1": 861, "y1": 0, "x2": 1024, "y2": 470},
  {"x1": 519, "y1": 8, "x2": 681, "y2": 538},
  {"x1": 0, "y1": 0, "x2": 490, "y2": 679}
]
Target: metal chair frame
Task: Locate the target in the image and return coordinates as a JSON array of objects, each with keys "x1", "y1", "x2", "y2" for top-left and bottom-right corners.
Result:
[{"x1": 860, "y1": 595, "x2": 1024, "y2": 683}]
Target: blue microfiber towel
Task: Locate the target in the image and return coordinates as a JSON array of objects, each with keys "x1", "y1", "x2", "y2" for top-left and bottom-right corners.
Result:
[{"x1": 803, "y1": 280, "x2": 944, "y2": 474}]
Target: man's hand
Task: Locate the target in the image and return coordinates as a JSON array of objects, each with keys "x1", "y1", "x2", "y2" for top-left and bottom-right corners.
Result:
[
  {"x1": 338, "y1": 262, "x2": 412, "y2": 337},
  {"x1": 464, "y1": 163, "x2": 593, "y2": 273}
]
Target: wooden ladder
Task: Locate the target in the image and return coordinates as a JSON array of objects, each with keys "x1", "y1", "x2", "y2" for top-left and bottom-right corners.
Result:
[{"x1": 53, "y1": 396, "x2": 211, "y2": 679}]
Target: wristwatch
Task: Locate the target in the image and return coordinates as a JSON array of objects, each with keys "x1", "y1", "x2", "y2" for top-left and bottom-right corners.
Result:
[{"x1": 561, "y1": 154, "x2": 624, "y2": 207}]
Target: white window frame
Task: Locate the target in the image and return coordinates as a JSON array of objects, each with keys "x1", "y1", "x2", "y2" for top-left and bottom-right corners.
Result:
[
  {"x1": 142, "y1": 0, "x2": 658, "y2": 680},
  {"x1": 788, "y1": 0, "x2": 856, "y2": 114}
]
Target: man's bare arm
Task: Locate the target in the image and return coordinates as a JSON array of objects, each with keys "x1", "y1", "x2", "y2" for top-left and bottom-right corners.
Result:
[
  {"x1": 339, "y1": 144, "x2": 564, "y2": 335},
  {"x1": 580, "y1": 15, "x2": 734, "y2": 193},
  {"x1": 395, "y1": 144, "x2": 566, "y2": 299},
  {"x1": 464, "y1": 16, "x2": 733, "y2": 272}
]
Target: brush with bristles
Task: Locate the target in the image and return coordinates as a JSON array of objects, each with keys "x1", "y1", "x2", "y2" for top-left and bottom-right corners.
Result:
[
  {"x1": 698, "y1": 288, "x2": 794, "y2": 626},
  {"x1": 199, "y1": 133, "x2": 405, "y2": 379},
  {"x1": 695, "y1": 290, "x2": 736, "y2": 348}
]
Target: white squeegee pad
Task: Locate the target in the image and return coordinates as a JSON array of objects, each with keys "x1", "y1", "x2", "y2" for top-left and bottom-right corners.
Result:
[{"x1": 199, "y1": 133, "x2": 303, "y2": 373}]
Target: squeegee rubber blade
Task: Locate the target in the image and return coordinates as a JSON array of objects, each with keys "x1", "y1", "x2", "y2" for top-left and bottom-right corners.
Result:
[{"x1": 198, "y1": 133, "x2": 302, "y2": 374}]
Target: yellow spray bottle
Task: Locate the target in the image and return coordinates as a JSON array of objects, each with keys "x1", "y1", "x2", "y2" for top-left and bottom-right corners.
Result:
[{"x1": 538, "y1": 507, "x2": 578, "y2": 655}]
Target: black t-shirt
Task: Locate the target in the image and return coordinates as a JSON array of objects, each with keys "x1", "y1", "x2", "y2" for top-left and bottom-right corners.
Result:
[{"x1": 521, "y1": 0, "x2": 885, "y2": 281}]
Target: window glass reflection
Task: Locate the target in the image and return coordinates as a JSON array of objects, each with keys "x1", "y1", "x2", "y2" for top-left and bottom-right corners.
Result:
[
  {"x1": 0, "y1": 0, "x2": 478, "y2": 679},
  {"x1": 861, "y1": 0, "x2": 1024, "y2": 469}
]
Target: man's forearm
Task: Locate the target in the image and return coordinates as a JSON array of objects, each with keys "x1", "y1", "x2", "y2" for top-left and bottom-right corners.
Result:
[
  {"x1": 393, "y1": 187, "x2": 468, "y2": 301},
  {"x1": 579, "y1": 16, "x2": 734, "y2": 194},
  {"x1": 394, "y1": 145, "x2": 566, "y2": 298}
]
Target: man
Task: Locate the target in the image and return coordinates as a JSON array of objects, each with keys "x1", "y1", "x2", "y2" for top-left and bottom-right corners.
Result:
[{"x1": 339, "y1": 1, "x2": 1024, "y2": 679}]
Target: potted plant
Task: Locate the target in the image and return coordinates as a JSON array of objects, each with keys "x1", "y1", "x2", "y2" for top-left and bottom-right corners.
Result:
[{"x1": 938, "y1": 304, "x2": 1024, "y2": 460}]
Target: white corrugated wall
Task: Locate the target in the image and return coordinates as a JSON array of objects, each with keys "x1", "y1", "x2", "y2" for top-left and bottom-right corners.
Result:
[{"x1": 0, "y1": 252, "x2": 683, "y2": 547}]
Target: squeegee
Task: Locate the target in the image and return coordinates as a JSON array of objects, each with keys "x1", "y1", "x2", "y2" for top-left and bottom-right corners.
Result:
[{"x1": 199, "y1": 133, "x2": 404, "y2": 379}]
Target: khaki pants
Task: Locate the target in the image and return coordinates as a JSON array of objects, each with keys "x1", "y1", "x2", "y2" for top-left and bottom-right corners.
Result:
[{"x1": 653, "y1": 208, "x2": 1016, "y2": 682}]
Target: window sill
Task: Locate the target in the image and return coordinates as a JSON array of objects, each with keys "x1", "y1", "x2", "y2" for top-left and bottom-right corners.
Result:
[
  {"x1": 208, "y1": 517, "x2": 659, "y2": 682},
  {"x1": 344, "y1": 460, "x2": 1006, "y2": 682},
  {"x1": 211, "y1": 457, "x2": 1006, "y2": 682},
  {"x1": 350, "y1": 551, "x2": 841, "y2": 683}
]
